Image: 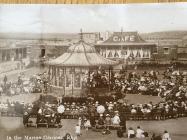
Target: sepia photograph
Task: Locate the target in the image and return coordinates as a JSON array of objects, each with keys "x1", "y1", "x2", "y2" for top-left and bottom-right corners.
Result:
[{"x1": 0, "y1": 3, "x2": 187, "y2": 140}]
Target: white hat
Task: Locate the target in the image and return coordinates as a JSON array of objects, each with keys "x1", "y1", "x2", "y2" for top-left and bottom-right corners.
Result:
[{"x1": 106, "y1": 114, "x2": 110, "y2": 117}]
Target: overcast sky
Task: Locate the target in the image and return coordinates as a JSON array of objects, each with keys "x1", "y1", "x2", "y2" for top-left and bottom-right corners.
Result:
[{"x1": 0, "y1": 3, "x2": 187, "y2": 33}]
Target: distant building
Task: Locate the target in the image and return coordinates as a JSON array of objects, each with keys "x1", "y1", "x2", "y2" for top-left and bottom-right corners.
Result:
[
  {"x1": 141, "y1": 31, "x2": 187, "y2": 64},
  {"x1": 152, "y1": 44, "x2": 178, "y2": 64},
  {"x1": 177, "y1": 36, "x2": 187, "y2": 63},
  {"x1": 0, "y1": 39, "x2": 31, "y2": 73},
  {"x1": 99, "y1": 31, "x2": 113, "y2": 41},
  {"x1": 0, "y1": 32, "x2": 101, "y2": 67},
  {"x1": 81, "y1": 32, "x2": 100, "y2": 43},
  {"x1": 0, "y1": 40, "x2": 30, "y2": 63}
]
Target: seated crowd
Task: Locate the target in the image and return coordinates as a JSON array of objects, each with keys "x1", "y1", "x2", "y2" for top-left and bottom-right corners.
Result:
[
  {"x1": 1, "y1": 87, "x2": 187, "y2": 120},
  {"x1": 0, "y1": 73, "x2": 46, "y2": 96},
  {"x1": 111, "y1": 68, "x2": 187, "y2": 97}
]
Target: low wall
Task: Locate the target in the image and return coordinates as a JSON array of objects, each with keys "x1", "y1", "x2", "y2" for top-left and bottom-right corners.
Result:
[
  {"x1": 48, "y1": 85, "x2": 88, "y2": 97},
  {"x1": 48, "y1": 85, "x2": 110, "y2": 97}
]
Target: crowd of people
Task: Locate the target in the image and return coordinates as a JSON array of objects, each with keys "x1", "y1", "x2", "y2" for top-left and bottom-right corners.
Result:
[
  {"x1": 1, "y1": 68, "x2": 186, "y2": 122},
  {"x1": 0, "y1": 99, "x2": 24, "y2": 116},
  {"x1": 0, "y1": 73, "x2": 46, "y2": 96},
  {"x1": 1, "y1": 66, "x2": 187, "y2": 140},
  {"x1": 19, "y1": 89, "x2": 186, "y2": 129}
]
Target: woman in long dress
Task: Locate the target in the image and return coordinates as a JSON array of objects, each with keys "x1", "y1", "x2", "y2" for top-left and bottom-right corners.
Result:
[{"x1": 162, "y1": 131, "x2": 171, "y2": 140}]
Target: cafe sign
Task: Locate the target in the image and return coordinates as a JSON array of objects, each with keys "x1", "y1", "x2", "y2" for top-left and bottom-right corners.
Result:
[{"x1": 113, "y1": 35, "x2": 135, "y2": 42}]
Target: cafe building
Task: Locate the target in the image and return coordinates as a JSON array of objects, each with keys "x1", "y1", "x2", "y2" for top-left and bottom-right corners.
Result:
[{"x1": 95, "y1": 31, "x2": 156, "y2": 64}]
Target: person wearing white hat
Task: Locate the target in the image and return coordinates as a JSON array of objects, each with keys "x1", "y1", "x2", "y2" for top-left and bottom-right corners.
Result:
[{"x1": 95, "y1": 101, "x2": 99, "y2": 107}]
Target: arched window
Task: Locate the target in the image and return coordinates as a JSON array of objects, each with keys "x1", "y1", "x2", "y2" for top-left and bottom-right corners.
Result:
[
  {"x1": 108, "y1": 51, "x2": 113, "y2": 58},
  {"x1": 143, "y1": 51, "x2": 146, "y2": 58},
  {"x1": 121, "y1": 50, "x2": 127, "y2": 55},
  {"x1": 103, "y1": 51, "x2": 106, "y2": 57},
  {"x1": 146, "y1": 51, "x2": 150, "y2": 57},
  {"x1": 136, "y1": 50, "x2": 141, "y2": 58},
  {"x1": 114, "y1": 51, "x2": 119, "y2": 57},
  {"x1": 143, "y1": 50, "x2": 149, "y2": 58},
  {"x1": 129, "y1": 50, "x2": 134, "y2": 58}
]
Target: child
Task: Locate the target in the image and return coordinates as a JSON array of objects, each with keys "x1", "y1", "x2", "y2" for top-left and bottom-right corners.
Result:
[
  {"x1": 162, "y1": 131, "x2": 171, "y2": 140},
  {"x1": 75, "y1": 124, "x2": 81, "y2": 137},
  {"x1": 136, "y1": 126, "x2": 145, "y2": 138},
  {"x1": 84, "y1": 119, "x2": 91, "y2": 130},
  {"x1": 128, "y1": 127, "x2": 135, "y2": 138}
]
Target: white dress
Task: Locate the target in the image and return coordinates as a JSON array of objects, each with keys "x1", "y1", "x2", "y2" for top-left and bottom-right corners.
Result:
[
  {"x1": 112, "y1": 115, "x2": 120, "y2": 125},
  {"x1": 128, "y1": 129, "x2": 135, "y2": 138},
  {"x1": 75, "y1": 125, "x2": 81, "y2": 135},
  {"x1": 136, "y1": 129, "x2": 145, "y2": 138},
  {"x1": 84, "y1": 120, "x2": 91, "y2": 127},
  {"x1": 162, "y1": 133, "x2": 171, "y2": 140}
]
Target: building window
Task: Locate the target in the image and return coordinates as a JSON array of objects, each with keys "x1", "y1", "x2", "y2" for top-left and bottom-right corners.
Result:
[
  {"x1": 108, "y1": 51, "x2": 113, "y2": 58},
  {"x1": 41, "y1": 49, "x2": 46, "y2": 57},
  {"x1": 59, "y1": 68, "x2": 65, "y2": 87},
  {"x1": 114, "y1": 51, "x2": 119, "y2": 58},
  {"x1": 121, "y1": 50, "x2": 127, "y2": 55},
  {"x1": 65, "y1": 70, "x2": 73, "y2": 88},
  {"x1": 154, "y1": 47, "x2": 158, "y2": 54},
  {"x1": 143, "y1": 51, "x2": 146, "y2": 58},
  {"x1": 129, "y1": 50, "x2": 134, "y2": 58},
  {"x1": 74, "y1": 69, "x2": 81, "y2": 88},
  {"x1": 104, "y1": 52, "x2": 106, "y2": 57},
  {"x1": 146, "y1": 51, "x2": 150, "y2": 58},
  {"x1": 23, "y1": 48, "x2": 27, "y2": 58},
  {"x1": 136, "y1": 50, "x2": 141, "y2": 58},
  {"x1": 163, "y1": 47, "x2": 169, "y2": 54},
  {"x1": 2, "y1": 50, "x2": 6, "y2": 61},
  {"x1": 143, "y1": 51, "x2": 149, "y2": 58}
]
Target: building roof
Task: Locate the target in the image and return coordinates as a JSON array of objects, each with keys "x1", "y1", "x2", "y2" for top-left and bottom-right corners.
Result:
[
  {"x1": 96, "y1": 31, "x2": 155, "y2": 46},
  {"x1": 141, "y1": 31, "x2": 187, "y2": 40},
  {"x1": 178, "y1": 47, "x2": 187, "y2": 53},
  {"x1": 47, "y1": 40, "x2": 118, "y2": 67}
]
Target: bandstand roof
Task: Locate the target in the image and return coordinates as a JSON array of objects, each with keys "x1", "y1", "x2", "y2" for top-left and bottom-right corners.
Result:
[
  {"x1": 47, "y1": 40, "x2": 118, "y2": 67},
  {"x1": 96, "y1": 31, "x2": 156, "y2": 46}
]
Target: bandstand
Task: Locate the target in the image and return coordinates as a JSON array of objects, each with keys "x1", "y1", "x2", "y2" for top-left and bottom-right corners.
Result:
[{"x1": 47, "y1": 33, "x2": 117, "y2": 97}]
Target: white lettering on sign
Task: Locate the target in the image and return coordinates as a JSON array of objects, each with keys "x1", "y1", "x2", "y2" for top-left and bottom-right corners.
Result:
[
  {"x1": 113, "y1": 35, "x2": 135, "y2": 42},
  {"x1": 113, "y1": 36, "x2": 119, "y2": 42},
  {"x1": 130, "y1": 36, "x2": 135, "y2": 41}
]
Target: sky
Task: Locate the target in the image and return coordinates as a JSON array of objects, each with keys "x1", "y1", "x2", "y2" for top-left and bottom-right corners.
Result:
[{"x1": 0, "y1": 3, "x2": 187, "y2": 33}]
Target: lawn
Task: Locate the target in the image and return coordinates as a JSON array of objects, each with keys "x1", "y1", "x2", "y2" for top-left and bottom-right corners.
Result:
[
  {"x1": 0, "y1": 94, "x2": 186, "y2": 140},
  {"x1": 0, "y1": 117, "x2": 187, "y2": 140}
]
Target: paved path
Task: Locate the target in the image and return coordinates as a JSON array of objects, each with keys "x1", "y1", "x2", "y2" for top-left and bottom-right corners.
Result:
[{"x1": 0, "y1": 117, "x2": 186, "y2": 140}]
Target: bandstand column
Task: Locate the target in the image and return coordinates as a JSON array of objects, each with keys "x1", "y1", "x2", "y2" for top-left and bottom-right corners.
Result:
[
  {"x1": 48, "y1": 66, "x2": 51, "y2": 83},
  {"x1": 57, "y1": 67, "x2": 60, "y2": 86},
  {"x1": 72, "y1": 67, "x2": 74, "y2": 96},
  {"x1": 88, "y1": 68, "x2": 91, "y2": 95},
  {"x1": 64, "y1": 67, "x2": 66, "y2": 96},
  {"x1": 108, "y1": 66, "x2": 111, "y2": 92},
  {"x1": 54, "y1": 67, "x2": 57, "y2": 86}
]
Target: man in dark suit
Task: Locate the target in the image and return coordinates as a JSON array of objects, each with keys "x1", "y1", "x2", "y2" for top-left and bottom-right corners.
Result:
[{"x1": 120, "y1": 114, "x2": 126, "y2": 133}]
